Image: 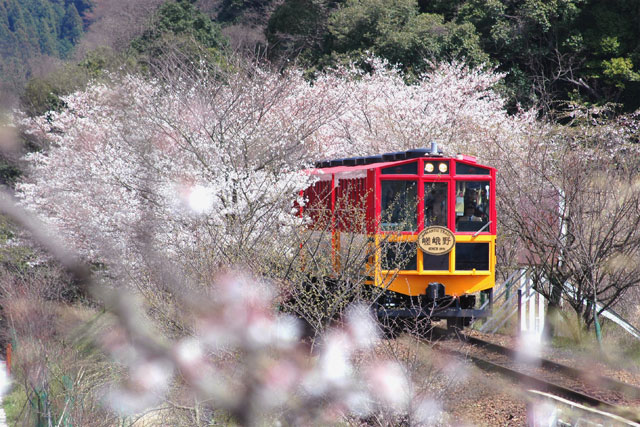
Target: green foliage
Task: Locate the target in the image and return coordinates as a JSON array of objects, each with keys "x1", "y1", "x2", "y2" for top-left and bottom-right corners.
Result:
[
  {"x1": 0, "y1": 160, "x2": 22, "y2": 187},
  {"x1": 0, "y1": 0, "x2": 90, "y2": 60},
  {"x1": 131, "y1": 0, "x2": 227, "y2": 55},
  {"x1": 21, "y1": 78, "x2": 67, "y2": 117},
  {"x1": 129, "y1": 0, "x2": 229, "y2": 75},
  {"x1": 267, "y1": 0, "x2": 639, "y2": 112},
  {"x1": 0, "y1": 215, "x2": 37, "y2": 270},
  {"x1": 599, "y1": 36, "x2": 620, "y2": 56},
  {"x1": 269, "y1": 0, "x2": 323, "y2": 37},
  {"x1": 19, "y1": 46, "x2": 130, "y2": 117},
  {"x1": 326, "y1": 0, "x2": 488, "y2": 74},
  {"x1": 573, "y1": 0, "x2": 640, "y2": 108},
  {"x1": 0, "y1": 0, "x2": 92, "y2": 105},
  {"x1": 217, "y1": 0, "x2": 274, "y2": 24},
  {"x1": 602, "y1": 57, "x2": 640, "y2": 88},
  {"x1": 61, "y1": 3, "x2": 83, "y2": 47},
  {"x1": 3, "y1": 382, "x2": 29, "y2": 425},
  {"x1": 17, "y1": 1, "x2": 230, "y2": 115},
  {"x1": 266, "y1": 0, "x2": 327, "y2": 59},
  {"x1": 452, "y1": 0, "x2": 640, "y2": 111}
]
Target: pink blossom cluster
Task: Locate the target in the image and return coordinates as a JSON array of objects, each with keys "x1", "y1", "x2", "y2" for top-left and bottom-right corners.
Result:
[
  {"x1": 311, "y1": 57, "x2": 538, "y2": 162},
  {"x1": 16, "y1": 69, "x2": 330, "y2": 274},
  {"x1": 103, "y1": 273, "x2": 443, "y2": 424}
]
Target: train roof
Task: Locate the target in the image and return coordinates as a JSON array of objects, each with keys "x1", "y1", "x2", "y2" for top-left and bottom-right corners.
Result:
[{"x1": 307, "y1": 148, "x2": 494, "y2": 176}]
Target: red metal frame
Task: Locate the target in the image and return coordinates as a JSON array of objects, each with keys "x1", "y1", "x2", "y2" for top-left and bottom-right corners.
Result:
[
  {"x1": 373, "y1": 158, "x2": 496, "y2": 236},
  {"x1": 302, "y1": 156, "x2": 497, "y2": 236}
]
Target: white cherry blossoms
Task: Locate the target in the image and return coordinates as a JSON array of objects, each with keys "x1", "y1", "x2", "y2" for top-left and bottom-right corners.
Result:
[{"x1": 102, "y1": 272, "x2": 443, "y2": 425}]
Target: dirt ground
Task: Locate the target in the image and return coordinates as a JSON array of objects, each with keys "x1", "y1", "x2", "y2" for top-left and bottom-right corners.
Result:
[{"x1": 436, "y1": 354, "x2": 528, "y2": 426}]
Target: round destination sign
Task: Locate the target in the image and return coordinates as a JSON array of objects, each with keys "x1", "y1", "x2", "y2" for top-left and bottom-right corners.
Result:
[{"x1": 417, "y1": 226, "x2": 456, "y2": 255}]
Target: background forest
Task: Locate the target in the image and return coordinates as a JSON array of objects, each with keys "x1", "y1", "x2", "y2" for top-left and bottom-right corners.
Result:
[
  {"x1": 1, "y1": 0, "x2": 640, "y2": 425},
  {"x1": 1, "y1": 0, "x2": 640, "y2": 112}
]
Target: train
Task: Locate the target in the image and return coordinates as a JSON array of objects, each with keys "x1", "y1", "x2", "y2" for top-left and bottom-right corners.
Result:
[{"x1": 300, "y1": 143, "x2": 496, "y2": 330}]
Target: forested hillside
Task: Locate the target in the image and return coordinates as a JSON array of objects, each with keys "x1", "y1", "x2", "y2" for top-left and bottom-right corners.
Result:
[
  {"x1": 2, "y1": 0, "x2": 640, "y2": 113},
  {"x1": 266, "y1": 0, "x2": 640, "y2": 112},
  {"x1": 0, "y1": 0, "x2": 91, "y2": 102},
  {"x1": 0, "y1": 0, "x2": 640, "y2": 113}
]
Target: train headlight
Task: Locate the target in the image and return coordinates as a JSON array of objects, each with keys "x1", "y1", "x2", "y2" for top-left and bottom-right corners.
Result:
[
  {"x1": 438, "y1": 162, "x2": 448, "y2": 173},
  {"x1": 425, "y1": 162, "x2": 434, "y2": 173}
]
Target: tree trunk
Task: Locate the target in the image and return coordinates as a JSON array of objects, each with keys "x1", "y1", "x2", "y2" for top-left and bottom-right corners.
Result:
[
  {"x1": 582, "y1": 301, "x2": 594, "y2": 331},
  {"x1": 542, "y1": 278, "x2": 563, "y2": 340}
]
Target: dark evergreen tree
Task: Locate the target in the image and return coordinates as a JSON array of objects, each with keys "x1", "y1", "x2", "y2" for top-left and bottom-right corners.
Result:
[
  {"x1": 327, "y1": 0, "x2": 488, "y2": 73},
  {"x1": 266, "y1": 0, "x2": 328, "y2": 61},
  {"x1": 61, "y1": 3, "x2": 83, "y2": 46},
  {"x1": 132, "y1": 0, "x2": 226, "y2": 54},
  {"x1": 0, "y1": 0, "x2": 93, "y2": 101}
]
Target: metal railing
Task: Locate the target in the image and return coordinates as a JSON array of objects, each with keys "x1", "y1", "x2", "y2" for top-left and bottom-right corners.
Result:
[
  {"x1": 478, "y1": 268, "x2": 640, "y2": 341},
  {"x1": 478, "y1": 268, "x2": 530, "y2": 334}
]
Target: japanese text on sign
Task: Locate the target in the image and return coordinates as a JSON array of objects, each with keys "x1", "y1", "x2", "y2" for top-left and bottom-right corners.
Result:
[{"x1": 417, "y1": 226, "x2": 456, "y2": 255}]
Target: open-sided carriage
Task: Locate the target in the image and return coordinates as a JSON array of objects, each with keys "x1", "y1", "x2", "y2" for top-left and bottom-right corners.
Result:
[{"x1": 300, "y1": 144, "x2": 496, "y2": 329}]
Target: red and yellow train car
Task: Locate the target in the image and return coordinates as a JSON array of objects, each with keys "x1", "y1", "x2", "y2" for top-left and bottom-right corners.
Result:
[{"x1": 301, "y1": 144, "x2": 496, "y2": 326}]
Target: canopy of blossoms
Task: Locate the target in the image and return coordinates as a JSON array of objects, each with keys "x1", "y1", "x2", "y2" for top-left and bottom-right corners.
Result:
[{"x1": 16, "y1": 59, "x2": 536, "y2": 276}]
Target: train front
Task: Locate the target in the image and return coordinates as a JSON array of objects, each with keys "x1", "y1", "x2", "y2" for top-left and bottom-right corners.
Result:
[{"x1": 372, "y1": 149, "x2": 496, "y2": 325}]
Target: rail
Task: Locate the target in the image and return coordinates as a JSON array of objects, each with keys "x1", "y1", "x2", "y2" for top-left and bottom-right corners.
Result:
[
  {"x1": 527, "y1": 390, "x2": 640, "y2": 426},
  {"x1": 430, "y1": 328, "x2": 640, "y2": 424}
]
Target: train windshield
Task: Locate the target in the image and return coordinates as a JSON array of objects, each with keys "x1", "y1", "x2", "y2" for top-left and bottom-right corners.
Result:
[
  {"x1": 455, "y1": 181, "x2": 491, "y2": 232},
  {"x1": 424, "y1": 182, "x2": 448, "y2": 227},
  {"x1": 381, "y1": 180, "x2": 417, "y2": 231}
]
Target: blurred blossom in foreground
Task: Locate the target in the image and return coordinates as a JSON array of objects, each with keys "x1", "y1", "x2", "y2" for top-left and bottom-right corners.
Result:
[
  {"x1": 515, "y1": 332, "x2": 543, "y2": 364},
  {"x1": 413, "y1": 398, "x2": 445, "y2": 425},
  {"x1": 107, "y1": 357, "x2": 174, "y2": 415},
  {"x1": 528, "y1": 401, "x2": 558, "y2": 426},
  {"x1": 0, "y1": 361, "x2": 9, "y2": 399},
  {"x1": 179, "y1": 183, "x2": 215, "y2": 215},
  {"x1": 317, "y1": 329, "x2": 354, "y2": 387},
  {"x1": 0, "y1": 122, "x2": 18, "y2": 153},
  {"x1": 345, "y1": 304, "x2": 380, "y2": 349},
  {"x1": 365, "y1": 360, "x2": 410, "y2": 408},
  {"x1": 441, "y1": 358, "x2": 471, "y2": 386},
  {"x1": 102, "y1": 271, "x2": 439, "y2": 424}
]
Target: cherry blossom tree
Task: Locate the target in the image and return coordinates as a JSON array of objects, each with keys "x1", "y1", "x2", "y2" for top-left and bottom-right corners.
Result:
[
  {"x1": 13, "y1": 56, "x2": 544, "y2": 344},
  {"x1": 497, "y1": 108, "x2": 640, "y2": 333},
  {"x1": 17, "y1": 65, "x2": 340, "y2": 280},
  {"x1": 312, "y1": 57, "x2": 537, "y2": 163},
  {"x1": 17, "y1": 57, "x2": 533, "y2": 284}
]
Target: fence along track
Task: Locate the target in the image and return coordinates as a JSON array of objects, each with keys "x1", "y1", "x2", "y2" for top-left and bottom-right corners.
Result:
[{"x1": 481, "y1": 268, "x2": 640, "y2": 341}]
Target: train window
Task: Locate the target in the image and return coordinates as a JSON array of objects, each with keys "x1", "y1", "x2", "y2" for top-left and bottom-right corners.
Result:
[
  {"x1": 456, "y1": 163, "x2": 490, "y2": 175},
  {"x1": 382, "y1": 162, "x2": 418, "y2": 175},
  {"x1": 381, "y1": 180, "x2": 417, "y2": 231},
  {"x1": 455, "y1": 181, "x2": 490, "y2": 232},
  {"x1": 455, "y1": 243, "x2": 489, "y2": 271},
  {"x1": 424, "y1": 182, "x2": 448, "y2": 227},
  {"x1": 422, "y1": 253, "x2": 449, "y2": 271},
  {"x1": 381, "y1": 242, "x2": 417, "y2": 270}
]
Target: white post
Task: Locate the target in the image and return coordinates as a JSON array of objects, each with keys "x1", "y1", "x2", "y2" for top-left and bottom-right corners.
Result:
[
  {"x1": 538, "y1": 285, "x2": 546, "y2": 338},
  {"x1": 529, "y1": 278, "x2": 536, "y2": 333},
  {"x1": 521, "y1": 271, "x2": 528, "y2": 332}
]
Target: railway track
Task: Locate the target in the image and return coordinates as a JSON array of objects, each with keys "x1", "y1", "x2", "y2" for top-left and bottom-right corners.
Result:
[{"x1": 429, "y1": 327, "x2": 640, "y2": 424}]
